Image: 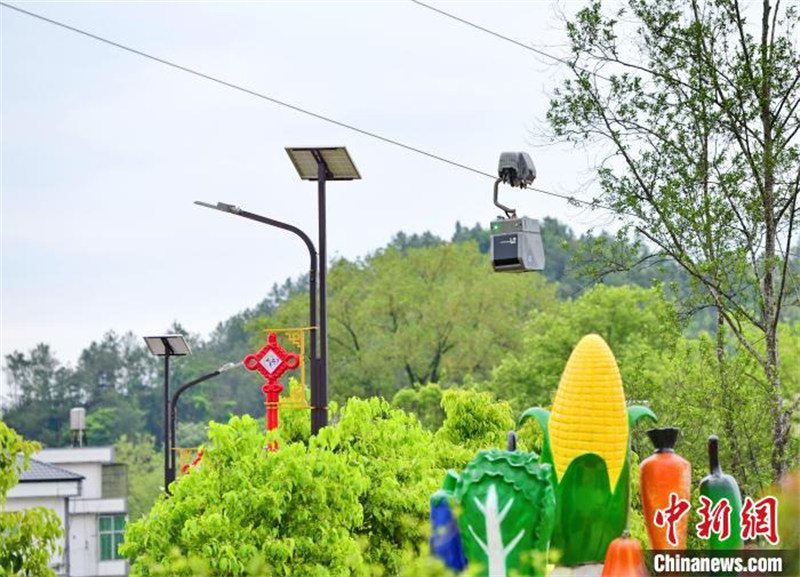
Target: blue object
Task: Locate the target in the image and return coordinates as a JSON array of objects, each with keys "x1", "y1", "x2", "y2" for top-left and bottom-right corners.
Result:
[{"x1": 430, "y1": 492, "x2": 468, "y2": 572}]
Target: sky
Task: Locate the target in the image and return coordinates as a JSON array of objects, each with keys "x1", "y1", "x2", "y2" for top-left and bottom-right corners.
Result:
[{"x1": 1, "y1": 1, "x2": 616, "y2": 396}]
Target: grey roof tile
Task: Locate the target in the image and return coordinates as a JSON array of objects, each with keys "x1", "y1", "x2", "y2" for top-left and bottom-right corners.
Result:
[{"x1": 17, "y1": 455, "x2": 84, "y2": 483}]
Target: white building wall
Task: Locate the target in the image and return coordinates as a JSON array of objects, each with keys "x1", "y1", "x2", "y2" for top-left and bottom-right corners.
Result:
[
  {"x1": 70, "y1": 498, "x2": 127, "y2": 515},
  {"x1": 38, "y1": 447, "x2": 115, "y2": 465},
  {"x1": 98, "y1": 560, "x2": 127, "y2": 577},
  {"x1": 32, "y1": 447, "x2": 129, "y2": 577},
  {"x1": 69, "y1": 513, "x2": 98, "y2": 577},
  {"x1": 7, "y1": 480, "x2": 81, "y2": 499},
  {"x1": 38, "y1": 448, "x2": 114, "y2": 500},
  {"x1": 51, "y1": 463, "x2": 103, "y2": 499}
]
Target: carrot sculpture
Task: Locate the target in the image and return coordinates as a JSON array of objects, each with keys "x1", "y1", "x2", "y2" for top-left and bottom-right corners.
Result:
[{"x1": 640, "y1": 427, "x2": 691, "y2": 549}]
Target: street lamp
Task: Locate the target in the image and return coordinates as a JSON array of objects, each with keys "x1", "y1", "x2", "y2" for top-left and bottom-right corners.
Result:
[
  {"x1": 168, "y1": 361, "x2": 241, "y2": 485},
  {"x1": 143, "y1": 334, "x2": 191, "y2": 492},
  {"x1": 285, "y1": 146, "x2": 361, "y2": 433},
  {"x1": 194, "y1": 200, "x2": 320, "y2": 432},
  {"x1": 195, "y1": 147, "x2": 359, "y2": 434}
]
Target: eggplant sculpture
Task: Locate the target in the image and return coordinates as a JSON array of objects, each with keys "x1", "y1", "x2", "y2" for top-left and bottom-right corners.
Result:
[
  {"x1": 699, "y1": 435, "x2": 743, "y2": 550},
  {"x1": 430, "y1": 471, "x2": 468, "y2": 572},
  {"x1": 519, "y1": 334, "x2": 657, "y2": 566}
]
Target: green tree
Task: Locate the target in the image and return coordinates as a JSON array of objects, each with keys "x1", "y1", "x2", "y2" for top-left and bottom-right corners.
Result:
[
  {"x1": 86, "y1": 404, "x2": 147, "y2": 447},
  {"x1": 489, "y1": 285, "x2": 681, "y2": 409},
  {"x1": 252, "y1": 242, "x2": 559, "y2": 400},
  {"x1": 0, "y1": 422, "x2": 62, "y2": 577},
  {"x1": 391, "y1": 383, "x2": 446, "y2": 430},
  {"x1": 652, "y1": 323, "x2": 800, "y2": 497},
  {"x1": 547, "y1": 0, "x2": 800, "y2": 479},
  {"x1": 114, "y1": 435, "x2": 163, "y2": 521},
  {"x1": 3, "y1": 345, "x2": 74, "y2": 447},
  {"x1": 174, "y1": 422, "x2": 209, "y2": 449},
  {"x1": 389, "y1": 230, "x2": 445, "y2": 252}
]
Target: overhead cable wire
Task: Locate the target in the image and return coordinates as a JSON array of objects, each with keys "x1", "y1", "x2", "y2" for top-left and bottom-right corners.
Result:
[
  {"x1": 410, "y1": 1, "x2": 722, "y2": 100},
  {"x1": 0, "y1": 3, "x2": 488, "y2": 182},
  {"x1": 0, "y1": 1, "x2": 615, "y2": 213},
  {"x1": 410, "y1": 2, "x2": 800, "y2": 237},
  {"x1": 409, "y1": 0, "x2": 613, "y2": 82}
]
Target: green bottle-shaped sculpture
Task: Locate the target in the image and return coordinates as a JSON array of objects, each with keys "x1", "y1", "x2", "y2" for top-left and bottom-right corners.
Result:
[{"x1": 699, "y1": 435, "x2": 743, "y2": 550}]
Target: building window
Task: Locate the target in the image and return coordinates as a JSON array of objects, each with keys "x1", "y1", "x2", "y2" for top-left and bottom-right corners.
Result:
[
  {"x1": 101, "y1": 463, "x2": 128, "y2": 499},
  {"x1": 99, "y1": 515, "x2": 125, "y2": 561}
]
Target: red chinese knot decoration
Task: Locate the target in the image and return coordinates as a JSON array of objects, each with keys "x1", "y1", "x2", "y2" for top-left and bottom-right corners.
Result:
[{"x1": 243, "y1": 332, "x2": 300, "y2": 437}]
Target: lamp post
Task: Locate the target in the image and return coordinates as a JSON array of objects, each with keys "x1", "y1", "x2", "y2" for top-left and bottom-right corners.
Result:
[
  {"x1": 195, "y1": 146, "x2": 360, "y2": 435},
  {"x1": 143, "y1": 334, "x2": 191, "y2": 493},
  {"x1": 284, "y1": 147, "x2": 361, "y2": 432},
  {"x1": 194, "y1": 200, "x2": 320, "y2": 431},
  {"x1": 168, "y1": 361, "x2": 241, "y2": 485}
]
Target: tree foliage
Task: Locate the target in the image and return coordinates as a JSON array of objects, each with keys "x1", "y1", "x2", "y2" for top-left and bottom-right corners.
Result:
[
  {"x1": 120, "y1": 391, "x2": 513, "y2": 576},
  {"x1": 547, "y1": 0, "x2": 800, "y2": 479},
  {"x1": 114, "y1": 435, "x2": 163, "y2": 521},
  {"x1": 0, "y1": 422, "x2": 62, "y2": 577},
  {"x1": 1, "y1": 218, "x2": 693, "y2": 451},
  {"x1": 251, "y1": 242, "x2": 558, "y2": 400},
  {"x1": 391, "y1": 383, "x2": 446, "y2": 430},
  {"x1": 489, "y1": 285, "x2": 681, "y2": 409}
]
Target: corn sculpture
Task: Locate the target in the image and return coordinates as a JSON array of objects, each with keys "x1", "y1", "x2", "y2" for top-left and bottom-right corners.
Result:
[{"x1": 520, "y1": 334, "x2": 656, "y2": 566}]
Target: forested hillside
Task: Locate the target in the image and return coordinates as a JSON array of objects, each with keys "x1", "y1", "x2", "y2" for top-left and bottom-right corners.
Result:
[
  {"x1": 3, "y1": 217, "x2": 798, "y2": 518},
  {"x1": 1, "y1": 218, "x2": 679, "y2": 446}
]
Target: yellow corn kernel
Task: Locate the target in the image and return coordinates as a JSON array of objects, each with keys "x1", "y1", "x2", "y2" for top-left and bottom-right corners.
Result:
[{"x1": 548, "y1": 334, "x2": 629, "y2": 489}]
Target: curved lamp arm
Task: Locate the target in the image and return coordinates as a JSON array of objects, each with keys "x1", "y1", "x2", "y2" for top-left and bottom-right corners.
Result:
[{"x1": 168, "y1": 361, "x2": 242, "y2": 484}]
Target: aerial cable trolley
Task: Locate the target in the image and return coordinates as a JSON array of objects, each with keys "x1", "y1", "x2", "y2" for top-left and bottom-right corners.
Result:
[{"x1": 490, "y1": 152, "x2": 545, "y2": 273}]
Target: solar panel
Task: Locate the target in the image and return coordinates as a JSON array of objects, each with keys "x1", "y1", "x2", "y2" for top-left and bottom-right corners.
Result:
[
  {"x1": 285, "y1": 147, "x2": 361, "y2": 181},
  {"x1": 143, "y1": 335, "x2": 191, "y2": 356}
]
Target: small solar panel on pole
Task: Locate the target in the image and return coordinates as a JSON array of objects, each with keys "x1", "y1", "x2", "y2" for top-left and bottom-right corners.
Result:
[
  {"x1": 143, "y1": 334, "x2": 191, "y2": 493},
  {"x1": 285, "y1": 147, "x2": 360, "y2": 434}
]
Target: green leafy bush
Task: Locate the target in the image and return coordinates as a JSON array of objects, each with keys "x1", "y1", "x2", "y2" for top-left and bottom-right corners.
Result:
[
  {"x1": 0, "y1": 422, "x2": 63, "y2": 577},
  {"x1": 122, "y1": 391, "x2": 512, "y2": 576},
  {"x1": 122, "y1": 415, "x2": 369, "y2": 576},
  {"x1": 435, "y1": 389, "x2": 514, "y2": 451}
]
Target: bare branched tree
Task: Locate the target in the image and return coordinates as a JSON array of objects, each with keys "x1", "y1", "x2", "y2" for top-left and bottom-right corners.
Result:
[{"x1": 548, "y1": 0, "x2": 799, "y2": 480}]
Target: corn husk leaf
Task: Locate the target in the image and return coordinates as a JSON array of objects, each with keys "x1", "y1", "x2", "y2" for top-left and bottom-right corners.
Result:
[{"x1": 520, "y1": 404, "x2": 656, "y2": 565}]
